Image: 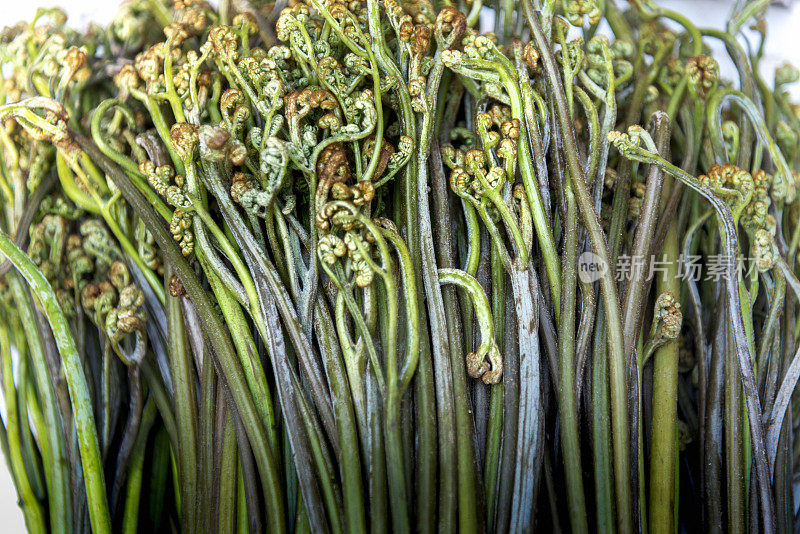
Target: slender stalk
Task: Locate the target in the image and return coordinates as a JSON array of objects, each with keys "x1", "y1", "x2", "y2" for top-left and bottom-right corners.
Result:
[
  {"x1": 523, "y1": 6, "x2": 632, "y2": 530},
  {"x1": 648, "y1": 186, "x2": 681, "y2": 533},
  {"x1": 74, "y1": 133, "x2": 287, "y2": 534},
  {"x1": 0, "y1": 234, "x2": 110, "y2": 534},
  {"x1": 0, "y1": 320, "x2": 46, "y2": 533},
  {"x1": 557, "y1": 186, "x2": 588, "y2": 532},
  {"x1": 166, "y1": 269, "x2": 198, "y2": 533},
  {"x1": 121, "y1": 399, "x2": 156, "y2": 534}
]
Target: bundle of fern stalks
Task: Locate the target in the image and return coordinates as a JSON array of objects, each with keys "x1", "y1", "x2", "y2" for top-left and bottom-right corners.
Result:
[{"x1": 4, "y1": 0, "x2": 800, "y2": 531}]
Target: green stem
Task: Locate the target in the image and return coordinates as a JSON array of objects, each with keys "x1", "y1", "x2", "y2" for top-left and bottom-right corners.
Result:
[
  {"x1": 484, "y1": 245, "x2": 505, "y2": 530},
  {"x1": 218, "y1": 411, "x2": 238, "y2": 534},
  {"x1": 7, "y1": 274, "x2": 70, "y2": 534},
  {"x1": 121, "y1": 399, "x2": 156, "y2": 534},
  {"x1": 1, "y1": 234, "x2": 110, "y2": 534},
  {"x1": 166, "y1": 273, "x2": 198, "y2": 533},
  {"x1": 557, "y1": 187, "x2": 588, "y2": 532},
  {"x1": 0, "y1": 320, "x2": 46, "y2": 534},
  {"x1": 648, "y1": 198, "x2": 681, "y2": 533},
  {"x1": 523, "y1": 6, "x2": 632, "y2": 530},
  {"x1": 74, "y1": 133, "x2": 287, "y2": 534}
]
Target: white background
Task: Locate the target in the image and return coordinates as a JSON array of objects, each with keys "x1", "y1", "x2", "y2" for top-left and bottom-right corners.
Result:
[{"x1": 1, "y1": 0, "x2": 800, "y2": 531}]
